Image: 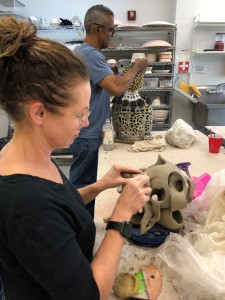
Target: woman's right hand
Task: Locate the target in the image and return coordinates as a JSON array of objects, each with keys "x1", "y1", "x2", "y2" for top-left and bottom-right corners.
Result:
[{"x1": 110, "y1": 174, "x2": 151, "y2": 222}]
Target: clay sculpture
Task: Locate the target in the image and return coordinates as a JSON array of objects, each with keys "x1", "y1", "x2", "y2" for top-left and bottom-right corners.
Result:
[{"x1": 131, "y1": 155, "x2": 194, "y2": 234}]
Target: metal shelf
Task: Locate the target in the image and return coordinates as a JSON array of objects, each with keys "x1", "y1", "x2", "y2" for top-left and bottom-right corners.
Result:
[
  {"x1": 152, "y1": 123, "x2": 171, "y2": 130},
  {"x1": 191, "y1": 51, "x2": 225, "y2": 56},
  {"x1": 144, "y1": 73, "x2": 174, "y2": 77},
  {"x1": 0, "y1": 0, "x2": 24, "y2": 6},
  {"x1": 115, "y1": 25, "x2": 176, "y2": 31},
  {"x1": 102, "y1": 47, "x2": 175, "y2": 60},
  {"x1": 104, "y1": 46, "x2": 175, "y2": 52},
  {"x1": 0, "y1": 12, "x2": 25, "y2": 18},
  {"x1": 193, "y1": 21, "x2": 225, "y2": 29},
  {"x1": 140, "y1": 87, "x2": 173, "y2": 92},
  {"x1": 37, "y1": 25, "x2": 84, "y2": 32},
  {"x1": 113, "y1": 27, "x2": 176, "y2": 38},
  {"x1": 37, "y1": 26, "x2": 85, "y2": 43}
]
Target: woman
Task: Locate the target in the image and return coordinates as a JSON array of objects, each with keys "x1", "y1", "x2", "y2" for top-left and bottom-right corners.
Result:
[{"x1": 0, "y1": 17, "x2": 151, "y2": 300}]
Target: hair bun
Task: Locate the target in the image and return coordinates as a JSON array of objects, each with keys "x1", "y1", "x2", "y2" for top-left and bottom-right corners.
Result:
[{"x1": 0, "y1": 16, "x2": 36, "y2": 58}]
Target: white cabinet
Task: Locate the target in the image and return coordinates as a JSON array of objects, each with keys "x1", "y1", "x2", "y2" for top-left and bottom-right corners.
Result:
[{"x1": 102, "y1": 25, "x2": 177, "y2": 130}]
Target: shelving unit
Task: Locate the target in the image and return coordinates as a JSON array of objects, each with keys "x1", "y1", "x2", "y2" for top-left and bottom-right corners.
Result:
[
  {"x1": 0, "y1": 0, "x2": 24, "y2": 7},
  {"x1": 36, "y1": 24, "x2": 177, "y2": 130},
  {"x1": 190, "y1": 16, "x2": 225, "y2": 84},
  {"x1": 191, "y1": 16, "x2": 225, "y2": 56},
  {"x1": 191, "y1": 16, "x2": 225, "y2": 129},
  {"x1": 37, "y1": 26, "x2": 85, "y2": 43},
  {"x1": 102, "y1": 25, "x2": 177, "y2": 130},
  {"x1": 0, "y1": 0, "x2": 25, "y2": 19}
]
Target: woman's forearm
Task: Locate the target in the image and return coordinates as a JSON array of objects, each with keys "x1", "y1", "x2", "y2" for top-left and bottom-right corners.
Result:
[{"x1": 78, "y1": 179, "x2": 109, "y2": 205}]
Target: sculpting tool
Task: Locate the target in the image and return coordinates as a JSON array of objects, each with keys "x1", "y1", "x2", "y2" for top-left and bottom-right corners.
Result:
[
  {"x1": 141, "y1": 264, "x2": 162, "y2": 300},
  {"x1": 176, "y1": 162, "x2": 191, "y2": 178},
  {"x1": 125, "y1": 297, "x2": 148, "y2": 300},
  {"x1": 210, "y1": 128, "x2": 212, "y2": 137}
]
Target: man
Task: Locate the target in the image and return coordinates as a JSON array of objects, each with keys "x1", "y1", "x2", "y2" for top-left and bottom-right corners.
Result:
[{"x1": 70, "y1": 4, "x2": 148, "y2": 218}]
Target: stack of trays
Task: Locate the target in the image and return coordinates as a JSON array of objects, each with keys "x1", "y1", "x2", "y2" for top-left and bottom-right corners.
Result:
[{"x1": 158, "y1": 51, "x2": 172, "y2": 62}]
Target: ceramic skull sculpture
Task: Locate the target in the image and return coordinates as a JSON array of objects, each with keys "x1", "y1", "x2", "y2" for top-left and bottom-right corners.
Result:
[{"x1": 131, "y1": 155, "x2": 194, "y2": 234}]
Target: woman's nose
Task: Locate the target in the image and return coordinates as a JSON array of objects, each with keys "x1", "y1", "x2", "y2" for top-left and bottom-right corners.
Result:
[{"x1": 82, "y1": 118, "x2": 89, "y2": 128}]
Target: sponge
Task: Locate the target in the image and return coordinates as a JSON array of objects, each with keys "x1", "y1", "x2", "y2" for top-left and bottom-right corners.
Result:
[{"x1": 179, "y1": 81, "x2": 190, "y2": 94}]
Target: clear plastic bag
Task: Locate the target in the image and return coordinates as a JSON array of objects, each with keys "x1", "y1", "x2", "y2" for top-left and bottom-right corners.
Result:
[
  {"x1": 155, "y1": 169, "x2": 225, "y2": 299},
  {"x1": 155, "y1": 233, "x2": 225, "y2": 300},
  {"x1": 165, "y1": 119, "x2": 196, "y2": 149},
  {"x1": 182, "y1": 169, "x2": 225, "y2": 232}
]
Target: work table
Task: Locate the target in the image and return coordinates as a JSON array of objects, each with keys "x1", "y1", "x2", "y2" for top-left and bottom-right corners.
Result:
[{"x1": 94, "y1": 130, "x2": 225, "y2": 299}]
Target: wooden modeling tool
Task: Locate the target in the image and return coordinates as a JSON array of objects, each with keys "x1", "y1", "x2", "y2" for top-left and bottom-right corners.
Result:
[{"x1": 141, "y1": 264, "x2": 162, "y2": 300}]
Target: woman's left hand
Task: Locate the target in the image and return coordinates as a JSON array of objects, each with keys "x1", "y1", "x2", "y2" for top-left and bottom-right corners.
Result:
[
  {"x1": 100, "y1": 164, "x2": 142, "y2": 189},
  {"x1": 78, "y1": 165, "x2": 142, "y2": 205}
]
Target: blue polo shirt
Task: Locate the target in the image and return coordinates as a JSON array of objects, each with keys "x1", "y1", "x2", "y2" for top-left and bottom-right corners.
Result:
[{"x1": 74, "y1": 44, "x2": 113, "y2": 139}]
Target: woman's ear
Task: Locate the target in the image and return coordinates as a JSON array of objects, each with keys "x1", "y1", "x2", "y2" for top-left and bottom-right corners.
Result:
[{"x1": 29, "y1": 102, "x2": 45, "y2": 125}]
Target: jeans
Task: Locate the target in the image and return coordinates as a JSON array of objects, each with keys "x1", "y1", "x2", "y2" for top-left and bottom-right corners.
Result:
[
  {"x1": 70, "y1": 138, "x2": 102, "y2": 219},
  {"x1": 0, "y1": 280, "x2": 4, "y2": 300}
]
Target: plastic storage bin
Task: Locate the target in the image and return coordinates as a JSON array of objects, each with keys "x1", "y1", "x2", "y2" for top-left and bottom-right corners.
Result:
[
  {"x1": 143, "y1": 78, "x2": 159, "y2": 88},
  {"x1": 159, "y1": 79, "x2": 172, "y2": 88}
]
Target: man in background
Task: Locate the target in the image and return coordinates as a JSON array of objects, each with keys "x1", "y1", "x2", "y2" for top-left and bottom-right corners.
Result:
[{"x1": 70, "y1": 4, "x2": 148, "y2": 218}]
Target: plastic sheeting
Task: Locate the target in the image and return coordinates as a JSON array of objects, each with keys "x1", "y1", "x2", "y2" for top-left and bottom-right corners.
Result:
[{"x1": 154, "y1": 169, "x2": 225, "y2": 300}]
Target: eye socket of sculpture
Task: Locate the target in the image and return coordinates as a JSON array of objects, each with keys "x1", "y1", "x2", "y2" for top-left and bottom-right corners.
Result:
[
  {"x1": 172, "y1": 211, "x2": 183, "y2": 223},
  {"x1": 151, "y1": 188, "x2": 165, "y2": 201},
  {"x1": 168, "y1": 173, "x2": 184, "y2": 192}
]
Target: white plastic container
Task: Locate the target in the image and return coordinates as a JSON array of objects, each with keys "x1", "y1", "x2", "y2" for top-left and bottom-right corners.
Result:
[
  {"x1": 143, "y1": 78, "x2": 159, "y2": 88},
  {"x1": 159, "y1": 79, "x2": 172, "y2": 88},
  {"x1": 102, "y1": 118, "x2": 114, "y2": 151}
]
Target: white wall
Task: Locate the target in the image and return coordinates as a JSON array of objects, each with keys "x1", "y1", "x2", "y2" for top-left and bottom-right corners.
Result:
[
  {"x1": 20, "y1": 0, "x2": 176, "y2": 25},
  {"x1": 1, "y1": 0, "x2": 225, "y2": 137}
]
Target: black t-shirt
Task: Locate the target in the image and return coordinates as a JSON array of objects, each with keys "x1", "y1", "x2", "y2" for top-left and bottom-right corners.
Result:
[{"x1": 0, "y1": 171, "x2": 100, "y2": 300}]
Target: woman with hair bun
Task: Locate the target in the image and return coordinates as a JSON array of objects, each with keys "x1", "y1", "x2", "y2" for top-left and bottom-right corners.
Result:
[{"x1": 0, "y1": 17, "x2": 151, "y2": 300}]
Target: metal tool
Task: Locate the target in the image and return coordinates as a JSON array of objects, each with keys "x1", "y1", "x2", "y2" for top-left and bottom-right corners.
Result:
[{"x1": 125, "y1": 297, "x2": 148, "y2": 300}]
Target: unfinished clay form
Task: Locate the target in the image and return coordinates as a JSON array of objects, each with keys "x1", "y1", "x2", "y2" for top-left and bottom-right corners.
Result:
[
  {"x1": 113, "y1": 272, "x2": 138, "y2": 298},
  {"x1": 131, "y1": 155, "x2": 194, "y2": 234}
]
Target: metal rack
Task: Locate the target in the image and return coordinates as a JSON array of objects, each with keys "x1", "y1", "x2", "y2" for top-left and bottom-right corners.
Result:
[
  {"x1": 0, "y1": 0, "x2": 25, "y2": 18},
  {"x1": 103, "y1": 25, "x2": 177, "y2": 130},
  {"x1": 37, "y1": 26, "x2": 85, "y2": 43},
  {"x1": 0, "y1": 0, "x2": 24, "y2": 6}
]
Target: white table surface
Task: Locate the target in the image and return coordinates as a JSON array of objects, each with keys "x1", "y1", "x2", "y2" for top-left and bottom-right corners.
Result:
[{"x1": 94, "y1": 130, "x2": 225, "y2": 299}]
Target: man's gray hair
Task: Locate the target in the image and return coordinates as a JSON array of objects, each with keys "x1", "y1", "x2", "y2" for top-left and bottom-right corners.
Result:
[{"x1": 84, "y1": 5, "x2": 114, "y2": 33}]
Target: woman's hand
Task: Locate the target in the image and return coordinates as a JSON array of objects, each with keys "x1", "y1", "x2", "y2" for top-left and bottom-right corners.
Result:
[
  {"x1": 110, "y1": 174, "x2": 151, "y2": 222},
  {"x1": 99, "y1": 164, "x2": 142, "y2": 190},
  {"x1": 78, "y1": 164, "x2": 142, "y2": 205}
]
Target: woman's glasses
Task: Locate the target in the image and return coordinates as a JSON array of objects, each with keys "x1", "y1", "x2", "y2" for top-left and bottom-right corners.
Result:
[
  {"x1": 72, "y1": 107, "x2": 91, "y2": 125},
  {"x1": 59, "y1": 106, "x2": 90, "y2": 126}
]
